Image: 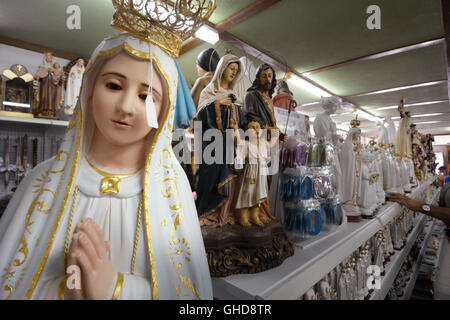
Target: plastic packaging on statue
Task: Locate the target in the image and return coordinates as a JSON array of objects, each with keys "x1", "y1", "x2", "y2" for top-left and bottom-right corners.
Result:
[
  {"x1": 280, "y1": 135, "x2": 344, "y2": 242},
  {"x1": 322, "y1": 197, "x2": 344, "y2": 227},
  {"x1": 284, "y1": 199, "x2": 323, "y2": 241},
  {"x1": 307, "y1": 137, "x2": 336, "y2": 168},
  {"x1": 280, "y1": 172, "x2": 313, "y2": 201},
  {"x1": 280, "y1": 137, "x2": 309, "y2": 168}
]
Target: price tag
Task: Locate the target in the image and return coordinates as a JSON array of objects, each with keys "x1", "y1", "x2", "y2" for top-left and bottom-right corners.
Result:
[{"x1": 234, "y1": 156, "x2": 244, "y2": 170}]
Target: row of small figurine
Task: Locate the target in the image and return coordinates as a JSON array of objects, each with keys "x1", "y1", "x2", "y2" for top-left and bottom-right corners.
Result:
[
  {"x1": 385, "y1": 254, "x2": 415, "y2": 300},
  {"x1": 300, "y1": 210, "x2": 418, "y2": 300},
  {"x1": 0, "y1": 135, "x2": 63, "y2": 193},
  {"x1": 2, "y1": 54, "x2": 85, "y2": 120},
  {"x1": 384, "y1": 219, "x2": 436, "y2": 300},
  {"x1": 412, "y1": 220, "x2": 447, "y2": 298},
  {"x1": 344, "y1": 141, "x2": 418, "y2": 220}
]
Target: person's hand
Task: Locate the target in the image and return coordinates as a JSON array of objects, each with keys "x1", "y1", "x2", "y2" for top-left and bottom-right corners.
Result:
[
  {"x1": 388, "y1": 192, "x2": 422, "y2": 212},
  {"x1": 72, "y1": 218, "x2": 116, "y2": 300}
]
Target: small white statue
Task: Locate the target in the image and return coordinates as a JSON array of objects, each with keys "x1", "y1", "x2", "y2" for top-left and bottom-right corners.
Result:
[
  {"x1": 358, "y1": 149, "x2": 378, "y2": 217},
  {"x1": 339, "y1": 118, "x2": 362, "y2": 222},
  {"x1": 313, "y1": 96, "x2": 343, "y2": 199},
  {"x1": 377, "y1": 120, "x2": 389, "y2": 145},
  {"x1": 64, "y1": 58, "x2": 85, "y2": 115}
]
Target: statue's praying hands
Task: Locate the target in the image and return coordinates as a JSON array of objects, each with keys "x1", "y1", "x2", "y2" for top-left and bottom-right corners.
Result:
[{"x1": 65, "y1": 218, "x2": 116, "y2": 300}]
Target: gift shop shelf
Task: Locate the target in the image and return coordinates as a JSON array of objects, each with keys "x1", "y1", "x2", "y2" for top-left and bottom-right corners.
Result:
[
  {"x1": 212, "y1": 183, "x2": 432, "y2": 300},
  {"x1": 0, "y1": 115, "x2": 69, "y2": 127},
  {"x1": 400, "y1": 220, "x2": 434, "y2": 300},
  {"x1": 370, "y1": 214, "x2": 426, "y2": 300}
]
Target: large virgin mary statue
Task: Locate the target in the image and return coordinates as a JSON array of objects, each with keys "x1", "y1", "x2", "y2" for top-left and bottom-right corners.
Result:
[
  {"x1": 0, "y1": 34, "x2": 212, "y2": 300},
  {"x1": 195, "y1": 54, "x2": 244, "y2": 227}
]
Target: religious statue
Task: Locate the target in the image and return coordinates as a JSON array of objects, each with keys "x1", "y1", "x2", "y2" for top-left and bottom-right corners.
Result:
[
  {"x1": 377, "y1": 119, "x2": 389, "y2": 145},
  {"x1": 64, "y1": 58, "x2": 85, "y2": 115},
  {"x1": 313, "y1": 96, "x2": 343, "y2": 200},
  {"x1": 0, "y1": 0, "x2": 216, "y2": 300},
  {"x1": 411, "y1": 124, "x2": 424, "y2": 181},
  {"x1": 272, "y1": 79, "x2": 295, "y2": 111},
  {"x1": 317, "y1": 275, "x2": 332, "y2": 300},
  {"x1": 357, "y1": 149, "x2": 378, "y2": 218},
  {"x1": 395, "y1": 98, "x2": 412, "y2": 158},
  {"x1": 339, "y1": 116, "x2": 362, "y2": 222},
  {"x1": 236, "y1": 63, "x2": 286, "y2": 227},
  {"x1": 34, "y1": 51, "x2": 62, "y2": 118},
  {"x1": 233, "y1": 119, "x2": 273, "y2": 226},
  {"x1": 385, "y1": 116, "x2": 396, "y2": 146},
  {"x1": 196, "y1": 54, "x2": 244, "y2": 227},
  {"x1": 50, "y1": 62, "x2": 64, "y2": 116},
  {"x1": 196, "y1": 61, "x2": 294, "y2": 277},
  {"x1": 190, "y1": 48, "x2": 220, "y2": 108}
]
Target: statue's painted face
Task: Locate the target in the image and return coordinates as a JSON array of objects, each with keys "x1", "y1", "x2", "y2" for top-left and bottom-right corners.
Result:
[
  {"x1": 90, "y1": 52, "x2": 164, "y2": 148},
  {"x1": 77, "y1": 59, "x2": 84, "y2": 67},
  {"x1": 53, "y1": 62, "x2": 60, "y2": 69},
  {"x1": 45, "y1": 53, "x2": 53, "y2": 63},
  {"x1": 222, "y1": 62, "x2": 239, "y2": 85},
  {"x1": 258, "y1": 68, "x2": 273, "y2": 89}
]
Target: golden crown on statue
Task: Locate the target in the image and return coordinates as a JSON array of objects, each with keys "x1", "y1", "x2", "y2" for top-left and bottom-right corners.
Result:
[{"x1": 111, "y1": 0, "x2": 217, "y2": 57}]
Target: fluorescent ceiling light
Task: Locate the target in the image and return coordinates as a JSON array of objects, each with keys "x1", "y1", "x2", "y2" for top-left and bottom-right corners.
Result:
[
  {"x1": 195, "y1": 25, "x2": 219, "y2": 44},
  {"x1": 331, "y1": 112, "x2": 352, "y2": 117},
  {"x1": 288, "y1": 74, "x2": 331, "y2": 98},
  {"x1": 352, "y1": 80, "x2": 446, "y2": 97},
  {"x1": 392, "y1": 113, "x2": 444, "y2": 120},
  {"x1": 415, "y1": 121, "x2": 442, "y2": 124},
  {"x1": 375, "y1": 100, "x2": 449, "y2": 111},
  {"x1": 301, "y1": 102, "x2": 321, "y2": 107},
  {"x1": 412, "y1": 113, "x2": 444, "y2": 118}
]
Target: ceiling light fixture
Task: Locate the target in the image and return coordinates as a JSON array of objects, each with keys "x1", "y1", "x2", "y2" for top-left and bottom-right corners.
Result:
[
  {"x1": 412, "y1": 113, "x2": 444, "y2": 118},
  {"x1": 301, "y1": 102, "x2": 321, "y2": 107},
  {"x1": 195, "y1": 25, "x2": 219, "y2": 44},
  {"x1": 288, "y1": 74, "x2": 331, "y2": 98},
  {"x1": 415, "y1": 121, "x2": 442, "y2": 124},
  {"x1": 350, "y1": 80, "x2": 447, "y2": 97},
  {"x1": 375, "y1": 100, "x2": 449, "y2": 111}
]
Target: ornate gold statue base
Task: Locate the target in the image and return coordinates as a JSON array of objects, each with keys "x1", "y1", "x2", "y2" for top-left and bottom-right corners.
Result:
[{"x1": 202, "y1": 221, "x2": 294, "y2": 277}]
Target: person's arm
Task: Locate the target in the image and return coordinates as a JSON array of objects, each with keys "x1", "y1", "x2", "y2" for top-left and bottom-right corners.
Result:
[{"x1": 388, "y1": 192, "x2": 450, "y2": 227}]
